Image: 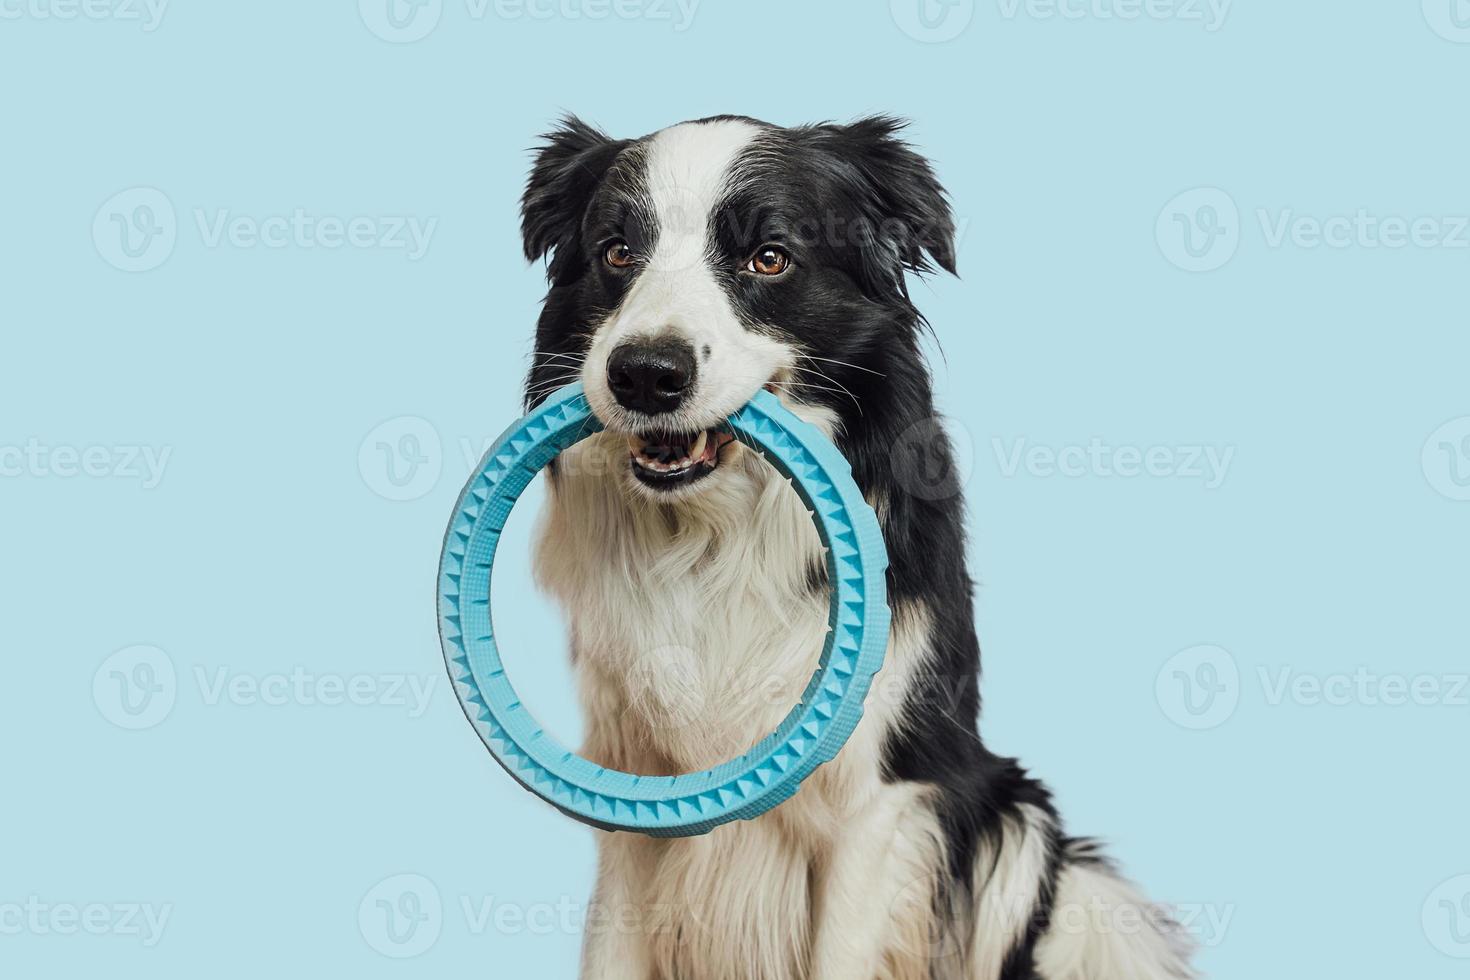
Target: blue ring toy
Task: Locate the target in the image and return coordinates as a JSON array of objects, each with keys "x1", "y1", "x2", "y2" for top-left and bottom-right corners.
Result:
[{"x1": 438, "y1": 381, "x2": 890, "y2": 837}]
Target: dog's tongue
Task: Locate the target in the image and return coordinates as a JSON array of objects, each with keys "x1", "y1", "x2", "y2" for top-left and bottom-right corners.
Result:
[{"x1": 630, "y1": 430, "x2": 710, "y2": 464}]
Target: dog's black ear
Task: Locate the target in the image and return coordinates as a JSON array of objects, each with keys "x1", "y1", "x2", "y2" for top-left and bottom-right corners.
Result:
[
  {"x1": 520, "y1": 115, "x2": 627, "y2": 282},
  {"x1": 814, "y1": 116, "x2": 957, "y2": 297}
]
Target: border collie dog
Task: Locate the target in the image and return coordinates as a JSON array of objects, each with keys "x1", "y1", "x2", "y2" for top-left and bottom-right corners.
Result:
[{"x1": 520, "y1": 115, "x2": 1195, "y2": 980}]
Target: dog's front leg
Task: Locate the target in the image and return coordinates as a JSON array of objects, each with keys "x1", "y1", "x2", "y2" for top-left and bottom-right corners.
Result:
[
  {"x1": 808, "y1": 786, "x2": 947, "y2": 980},
  {"x1": 580, "y1": 833, "x2": 658, "y2": 980}
]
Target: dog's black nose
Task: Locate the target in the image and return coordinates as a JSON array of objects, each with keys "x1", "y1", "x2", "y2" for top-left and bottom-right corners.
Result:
[{"x1": 607, "y1": 339, "x2": 696, "y2": 415}]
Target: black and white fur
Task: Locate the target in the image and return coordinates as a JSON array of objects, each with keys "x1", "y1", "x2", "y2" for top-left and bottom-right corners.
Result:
[{"x1": 519, "y1": 114, "x2": 1196, "y2": 980}]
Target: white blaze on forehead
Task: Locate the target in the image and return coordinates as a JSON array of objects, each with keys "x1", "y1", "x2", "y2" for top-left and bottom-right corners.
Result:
[{"x1": 643, "y1": 119, "x2": 762, "y2": 272}]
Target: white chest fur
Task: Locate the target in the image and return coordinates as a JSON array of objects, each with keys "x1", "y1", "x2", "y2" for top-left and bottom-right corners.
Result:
[
  {"x1": 533, "y1": 430, "x2": 832, "y2": 775},
  {"x1": 535, "y1": 429, "x2": 942, "y2": 980}
]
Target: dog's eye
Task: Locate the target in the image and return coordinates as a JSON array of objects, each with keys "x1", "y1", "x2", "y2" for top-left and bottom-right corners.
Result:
[
  {"x1": 746, "y1": 245, "x2": 791, "y2": 277},
  {"x1": 604, "y1": 240, "x2": 636, "y2": 269}
]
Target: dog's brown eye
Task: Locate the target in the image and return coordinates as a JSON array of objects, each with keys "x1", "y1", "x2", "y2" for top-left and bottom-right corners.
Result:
[
  {"x1": 747, "y1": 245, "x2": 790, "y2": 276},
  {"x1": 605, "y1": 240, "x2": 635, "y2": 269}
]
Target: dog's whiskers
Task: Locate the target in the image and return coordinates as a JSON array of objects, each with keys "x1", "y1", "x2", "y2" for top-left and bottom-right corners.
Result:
[
  {"x1": 787, "y1": 368, "x2": 863, "y2": 416},
  {"x1": 531, "y1": 350, "x2": 589, "y2": 365},
  {"x1": 526, "y1": 370, "x2": 579, "y2": 392},
  {"x1": 798, "y1": 352, "x2": 886, "y2": 378},
  {"x1": 525, "y1": 371, "x2": 582, "y2": 404}
]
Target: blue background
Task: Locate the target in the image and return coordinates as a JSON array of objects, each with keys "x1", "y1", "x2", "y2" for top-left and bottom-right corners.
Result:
[{"x1": 3, "y1": 1, "x2": 1468, "y2": 976}]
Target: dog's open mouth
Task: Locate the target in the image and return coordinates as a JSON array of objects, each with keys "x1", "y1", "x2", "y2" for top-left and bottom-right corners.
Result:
[{"x1": 627, "y1": 429, "x2": 738, "y2": 490}]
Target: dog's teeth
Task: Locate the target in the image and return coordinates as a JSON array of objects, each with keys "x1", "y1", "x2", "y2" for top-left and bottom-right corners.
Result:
[{"x1": 627, "y1": 429, "x2": 724, "y2": 483}]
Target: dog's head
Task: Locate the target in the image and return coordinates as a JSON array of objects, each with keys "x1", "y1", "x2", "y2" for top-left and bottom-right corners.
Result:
[{"x1": 522, "y1": 114, "x2": 956, "y2": 501}]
